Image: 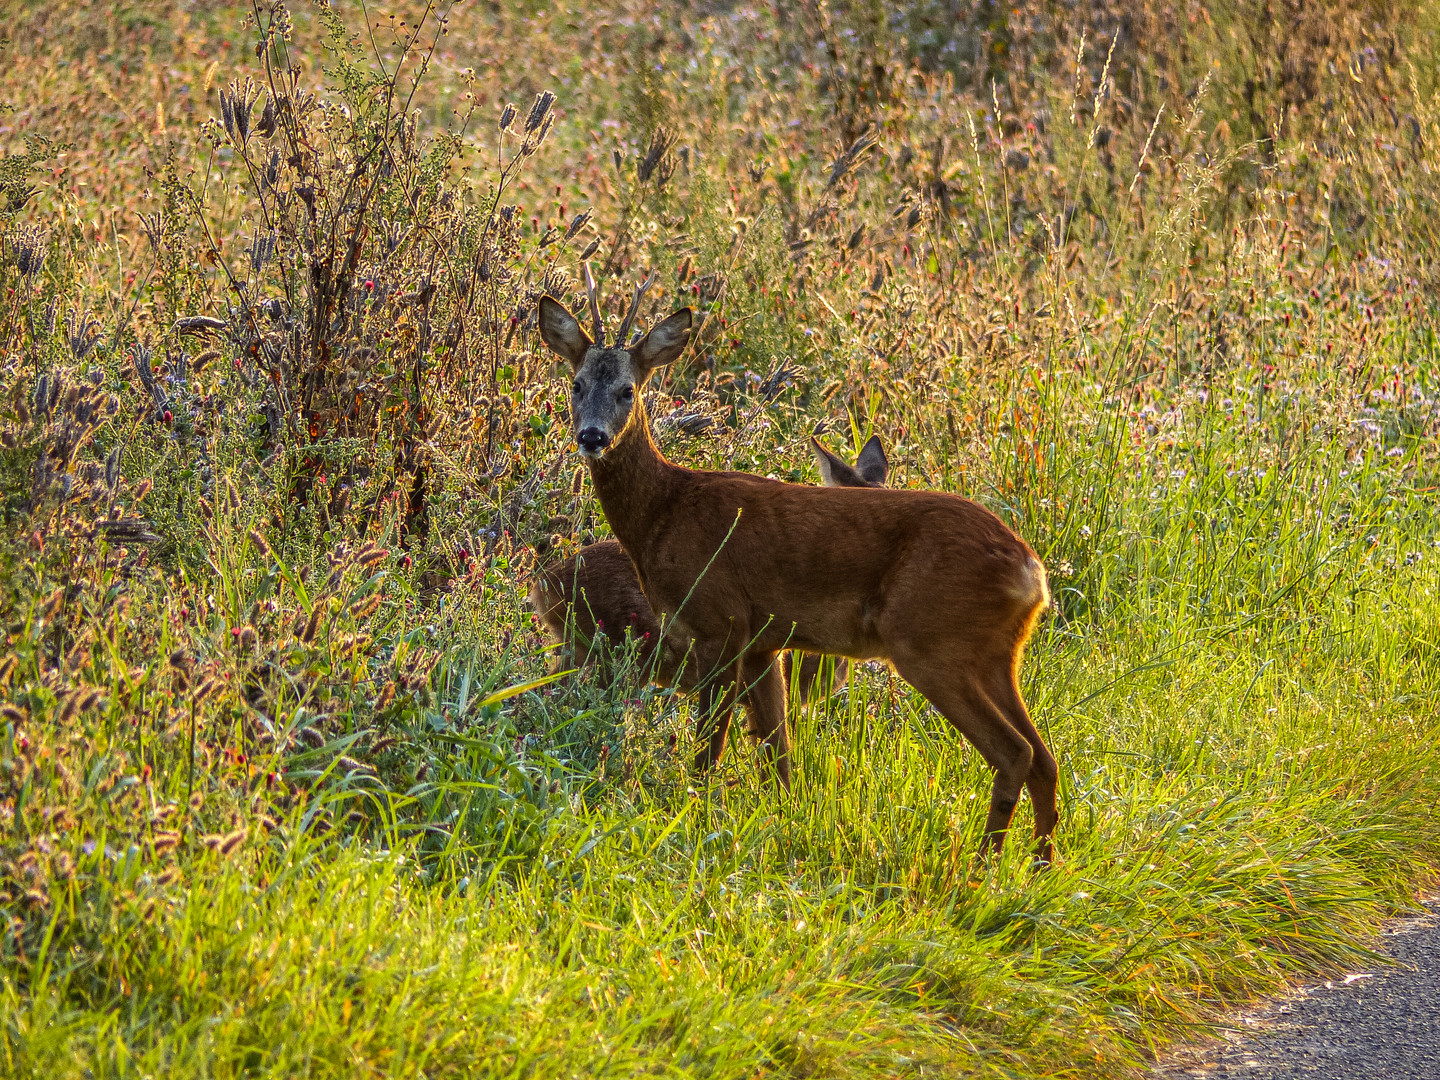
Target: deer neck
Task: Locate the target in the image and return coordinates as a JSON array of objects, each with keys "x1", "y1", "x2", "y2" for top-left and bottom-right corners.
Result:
[{"x1": 586, "y1": 403, "x2": 675, "y2": 555}]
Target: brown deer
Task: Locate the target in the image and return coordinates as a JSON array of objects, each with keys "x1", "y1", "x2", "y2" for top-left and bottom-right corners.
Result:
[
  {"x1": 536, "y1": 278, "x2": 1056, "y2": 861},
  {"x1": 532, "y1": 435, "x2": 889, "y2": 704}
]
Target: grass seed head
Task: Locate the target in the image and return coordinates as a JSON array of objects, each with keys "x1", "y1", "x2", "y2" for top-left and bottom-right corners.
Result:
[
  {"x1": 10, "y1": 225, "x2": 47, "y2": 277},
  {"x1": 356, "y1": 546, "x2": 388, "y2": 568},
  {"x1": 565, "y1": 209, "x2": 592, "y2": 241},
  {"x1": 637, "y1": 126, "x2": 678, "y2": 184},
  {"x1": 219, "y1": 77, "x2": 259, "y2": 146},
  {"x1": 375, "y1": 681, "x2": 397, "y2": 710},
  {"x1": 40, "y1": 587, "x2": 64, "y2": 621},
  {"x1": 524, "y1": 91, "x2": 555, "y2": 134},
  {"x1": 349, "y1": 593, "x2": 382, "y2": 619},
  {"x1": 57, "y1": 691, "x2": 81, "y2": 726},
  {"x1": 247, "y1": 529, "x2": 272, "y2": 558}
]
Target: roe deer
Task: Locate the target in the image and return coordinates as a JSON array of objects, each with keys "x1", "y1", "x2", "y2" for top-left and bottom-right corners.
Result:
[
  {"x1": 537, "y1": 279, "x2": 1056, "y2": 860},
  {"x1": 531, "y1": 435, "x2": 889, "y2": 704}
]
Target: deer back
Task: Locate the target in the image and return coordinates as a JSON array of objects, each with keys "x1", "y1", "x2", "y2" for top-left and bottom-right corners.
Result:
[{"x1": 628, "y1": 477, "x2": 1046, "y2": 662}]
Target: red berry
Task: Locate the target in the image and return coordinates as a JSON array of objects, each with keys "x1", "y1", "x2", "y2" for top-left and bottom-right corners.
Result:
[{"x1": 163, "y1": 410, "x2": 173, "y2": 423}]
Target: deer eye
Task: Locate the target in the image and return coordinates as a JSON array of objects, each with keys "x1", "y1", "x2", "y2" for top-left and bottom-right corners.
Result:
[
  {"x1": 571, "y1": 379, "x2": 582, "y2": 397},
  {"x1": 619, "y1": 385, "x2": 634, "y2": 402}
]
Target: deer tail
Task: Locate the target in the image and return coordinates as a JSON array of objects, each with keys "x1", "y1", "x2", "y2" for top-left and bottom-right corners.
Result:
[{"x1": 1008, "y1": 555, "x2": 1050, "y2": 613}]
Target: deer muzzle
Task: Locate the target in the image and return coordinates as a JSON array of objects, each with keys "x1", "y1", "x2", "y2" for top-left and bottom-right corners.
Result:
[{"x1": 576, "y1": 427, "x2": 610, "y2": 456}]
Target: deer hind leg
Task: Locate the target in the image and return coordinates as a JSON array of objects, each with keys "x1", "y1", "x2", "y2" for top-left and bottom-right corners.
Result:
[
  {"x1": 980, "y1": 662, "x2": 1058, "y2": 863},
  {"x1": 890, "y1": 648, "x2": 1034, "y2": 855},
  {"x1": 740, "y1": 650, "x2": 791, "y2": 790},
  {"x1": 785, "y1": 652, "x2": 852, "y2": 708}
]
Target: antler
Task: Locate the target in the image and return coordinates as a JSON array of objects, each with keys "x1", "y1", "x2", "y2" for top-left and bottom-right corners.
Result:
[
  {"x1": 615, "y1": 271, "x2": 656, "y2": 346},
  {"x1": 583, "y1": 261, "x2": 604, "y2": 344}
]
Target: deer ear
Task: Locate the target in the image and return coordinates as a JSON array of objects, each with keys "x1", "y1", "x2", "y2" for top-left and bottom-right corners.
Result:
[
  {"x1": 810, "y1": 437, "x2": 861, "y2": 488},
  {"x1": 538, "y1": 296, "x2": 593, "y2": 370},
  {"x1": 631, "y1": 307, "x2": 692, "y2": 373},
  {"x1": 856, "y1": 435, "x2": 889, "y2": 485}
]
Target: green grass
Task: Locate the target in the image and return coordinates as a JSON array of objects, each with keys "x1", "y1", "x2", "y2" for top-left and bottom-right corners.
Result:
[
  {"x1": 5, "y1": 377, "x2": 1436, "y2": 1078},
  {"x1": 2, "y1": 0, "x2": 1440, "y2": 1076},
  {"x1": 7, "y1": 688, "x2": 1435, "y2": 1078}
]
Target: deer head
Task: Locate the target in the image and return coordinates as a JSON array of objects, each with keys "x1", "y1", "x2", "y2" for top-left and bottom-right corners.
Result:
[{"x1": 537, "y1": 269, "x2": 692, "y2": 458}]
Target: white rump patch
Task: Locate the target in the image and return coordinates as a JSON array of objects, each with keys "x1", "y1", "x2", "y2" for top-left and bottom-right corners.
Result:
[{"x1": 1008, "y1": 557, "x2": 1050, "y2": 609}]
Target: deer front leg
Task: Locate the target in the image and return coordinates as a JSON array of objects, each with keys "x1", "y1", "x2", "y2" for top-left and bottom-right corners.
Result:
[
  {"x1": 741, "y1": 650, "x2": 791, "y2": 790},
  {"x1": 688, "y1": 639, "x2": 743, "y2": 783},
  {"x1": 692, "y1": 658, "x2": 742, "y2": 777}
]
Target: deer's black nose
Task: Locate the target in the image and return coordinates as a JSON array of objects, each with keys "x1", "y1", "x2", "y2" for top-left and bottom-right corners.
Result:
[{"x1": 577, "y1": 428, "x2": 610, "y2": 455}]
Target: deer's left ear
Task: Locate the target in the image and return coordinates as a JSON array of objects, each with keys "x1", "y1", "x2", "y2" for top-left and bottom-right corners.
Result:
[
  {"x1": 539, "y1": 296, "x2": 593, "y2": 371},
  {"x1": 631, "y1": 308, "x2": 692, "y2": 373}
]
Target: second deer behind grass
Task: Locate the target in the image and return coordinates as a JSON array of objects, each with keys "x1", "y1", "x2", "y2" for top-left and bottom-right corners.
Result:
[{"x1": 532, "y1": 435, "x2": 889, "y2": 705}]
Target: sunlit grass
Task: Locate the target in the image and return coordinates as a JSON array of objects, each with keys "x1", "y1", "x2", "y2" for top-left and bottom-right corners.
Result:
[{"x1": 2, "y1": 0, "x2": 1439, "y2": 1077}]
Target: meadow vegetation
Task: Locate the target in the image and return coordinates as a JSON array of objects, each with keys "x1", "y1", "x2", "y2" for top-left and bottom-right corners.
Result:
[{"x1": 1, "y1": 0, "x2": 1438, "y2": 1075}]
